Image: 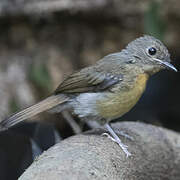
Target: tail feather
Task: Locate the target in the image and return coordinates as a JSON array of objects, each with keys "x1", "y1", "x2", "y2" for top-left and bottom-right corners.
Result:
[{"x1": 0, "y1": 94, "x2": 69, "y2": 130}]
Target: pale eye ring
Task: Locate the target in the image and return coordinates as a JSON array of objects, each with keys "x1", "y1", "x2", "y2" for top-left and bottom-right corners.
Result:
[{"x1": 148, "y1": 47, "x2": 157, "y2": 56}]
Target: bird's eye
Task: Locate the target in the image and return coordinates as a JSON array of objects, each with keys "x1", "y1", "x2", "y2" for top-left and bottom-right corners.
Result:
[{"x1": 148, "y1": 47, "x2": 157, "y2": 56}]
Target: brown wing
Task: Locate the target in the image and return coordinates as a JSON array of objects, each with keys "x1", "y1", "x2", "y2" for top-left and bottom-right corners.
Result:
[{"x1": 54, "y1": 69, "x2": 123, "y2": 94}]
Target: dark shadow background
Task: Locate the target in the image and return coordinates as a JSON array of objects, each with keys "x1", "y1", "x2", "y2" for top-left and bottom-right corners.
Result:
[{"x1": 0, "y1": 0, "x2": 180, "y2": 179}]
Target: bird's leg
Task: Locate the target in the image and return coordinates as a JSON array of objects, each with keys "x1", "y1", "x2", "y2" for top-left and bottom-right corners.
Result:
[
  {"x1": 102, "y1": 123, "x2": 132, "y2": 157},
  {"x1": 62, "y1": 111, "x2": 82, "y2": 134}
]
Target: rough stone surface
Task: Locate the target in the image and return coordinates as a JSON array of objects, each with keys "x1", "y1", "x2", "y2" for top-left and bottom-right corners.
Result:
[{"x1": 19, "y1": 122, "x2": 180, "y2": 180}]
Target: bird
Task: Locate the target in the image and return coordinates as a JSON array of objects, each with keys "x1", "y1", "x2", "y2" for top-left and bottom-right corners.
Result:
[{"x1": 0, "y1": 35, "x2": 177, "y2": 157}]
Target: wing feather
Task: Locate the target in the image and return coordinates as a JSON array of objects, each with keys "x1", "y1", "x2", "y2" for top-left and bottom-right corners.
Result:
[{"x1": 55, "y1": 68, "x2": 123, "y2": 94}]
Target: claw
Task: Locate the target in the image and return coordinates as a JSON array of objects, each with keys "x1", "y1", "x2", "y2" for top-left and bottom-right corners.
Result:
[{"x1": 101, "y1": 132, "x2": 117, "y2": 142}]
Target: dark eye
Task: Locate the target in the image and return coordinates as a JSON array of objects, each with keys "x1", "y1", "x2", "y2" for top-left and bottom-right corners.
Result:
[{"x1": 148, "y1": 47, "x2": 157, "y2": 56}]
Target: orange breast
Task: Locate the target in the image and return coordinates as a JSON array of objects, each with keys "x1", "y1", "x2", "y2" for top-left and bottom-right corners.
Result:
[{"x1": 97, "y1": 73, "x2": 149, "y2": 120}]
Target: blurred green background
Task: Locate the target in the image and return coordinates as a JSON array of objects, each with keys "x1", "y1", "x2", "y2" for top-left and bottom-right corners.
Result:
[{"x1": 0, "y1": 0, "x2": 180, "y2": 179}]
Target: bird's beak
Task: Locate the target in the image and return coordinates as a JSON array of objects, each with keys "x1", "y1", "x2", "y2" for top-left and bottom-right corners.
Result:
[{"x1": 153, "y1": 58, "x2": 177, "y2": 72}]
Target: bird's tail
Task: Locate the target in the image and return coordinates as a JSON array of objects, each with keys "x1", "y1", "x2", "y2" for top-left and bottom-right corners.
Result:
[{"x1": 0, "y1": 94, "x2": 69, "y2": 131}]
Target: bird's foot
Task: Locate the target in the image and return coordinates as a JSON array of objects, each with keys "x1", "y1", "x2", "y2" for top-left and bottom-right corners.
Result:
[
  {"x1": 102, "y1": 132, "x2": 131, "y2": 157},
  {"x1": 102, "y1": 131, "x2": 133, "y2": 141},
  {"x1": 102, "y1": 124, "x2": 132, "y2": 157},
  {"x1": 117, "y1": 131, "x2": 134, "y2": 141}
]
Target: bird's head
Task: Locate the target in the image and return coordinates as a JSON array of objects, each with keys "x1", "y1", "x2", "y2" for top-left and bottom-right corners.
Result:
[{"x1": 125, "y1": 35, "x2": 177, "y2": 74}]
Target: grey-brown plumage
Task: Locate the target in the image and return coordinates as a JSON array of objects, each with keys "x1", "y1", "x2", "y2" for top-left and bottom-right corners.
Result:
[
  {"x1": 0, "y1": 35, "x2": 177, "y2": 157},
  {"x1": 0, "y1": 95, "x2": 69, "y2": 130}
]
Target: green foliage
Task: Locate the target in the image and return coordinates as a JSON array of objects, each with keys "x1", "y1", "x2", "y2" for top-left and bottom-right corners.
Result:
[
  {"x1": 144, "y1": 1, "x2": 166, "y2": 40},
  {"x1": 29, "y1": 62, "x2": 52, "y2": 93}
]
